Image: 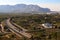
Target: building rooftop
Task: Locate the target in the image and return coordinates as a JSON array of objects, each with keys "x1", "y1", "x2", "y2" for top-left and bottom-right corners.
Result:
[{"x1": 42, "y1": 23, "x2": 52, "y2": 28}]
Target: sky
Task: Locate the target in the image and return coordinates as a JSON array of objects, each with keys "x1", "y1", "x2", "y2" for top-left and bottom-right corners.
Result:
[{"x1": 0, "y1": 0, "x2": 60, "y2": 11}]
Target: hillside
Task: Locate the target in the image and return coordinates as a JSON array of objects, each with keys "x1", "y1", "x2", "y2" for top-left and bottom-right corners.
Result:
[{"x1": 0, "y1": 4, "x2": 51, "y2": 13}]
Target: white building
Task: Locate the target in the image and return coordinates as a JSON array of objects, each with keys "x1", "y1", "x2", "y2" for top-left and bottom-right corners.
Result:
[{"x1": 42, "y1": 23, "x2": 52, "y2": 28}]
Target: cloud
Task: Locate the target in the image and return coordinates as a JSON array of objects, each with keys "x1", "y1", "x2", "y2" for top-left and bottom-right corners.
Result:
[{"x1": 38, "y1": 3, "x2": 60, "y2": 11}]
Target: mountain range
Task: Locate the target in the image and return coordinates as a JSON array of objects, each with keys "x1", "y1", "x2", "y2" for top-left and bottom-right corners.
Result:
[{"x1": 0, "y1": 4, "x2": 51, "y2": 13}]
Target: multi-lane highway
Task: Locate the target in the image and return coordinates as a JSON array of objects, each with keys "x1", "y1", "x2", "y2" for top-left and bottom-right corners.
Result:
[{"x1": 6, "y1": 18, "x2": 32, "y2": 38}]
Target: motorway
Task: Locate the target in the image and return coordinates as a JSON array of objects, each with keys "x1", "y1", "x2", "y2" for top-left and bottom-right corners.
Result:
[
  {"x1": 5, "y1": 18, "x2": 32, "y2": 38},
  {"x1": 11, "y1": 22, "x2": 28, "y2": 31}
]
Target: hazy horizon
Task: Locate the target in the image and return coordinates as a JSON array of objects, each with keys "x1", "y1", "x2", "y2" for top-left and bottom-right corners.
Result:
[{"x1": 0, "y1": 0, "x2": 60, "y2": 11}]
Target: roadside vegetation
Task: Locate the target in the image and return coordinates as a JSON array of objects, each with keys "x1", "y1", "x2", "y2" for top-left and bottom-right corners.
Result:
[
  {"x1": 12, "y1": 13, "x2": 60, "y2": 40},
  {"x1": 0, "y1": 13, "x2": 60, "y2": 40}
]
